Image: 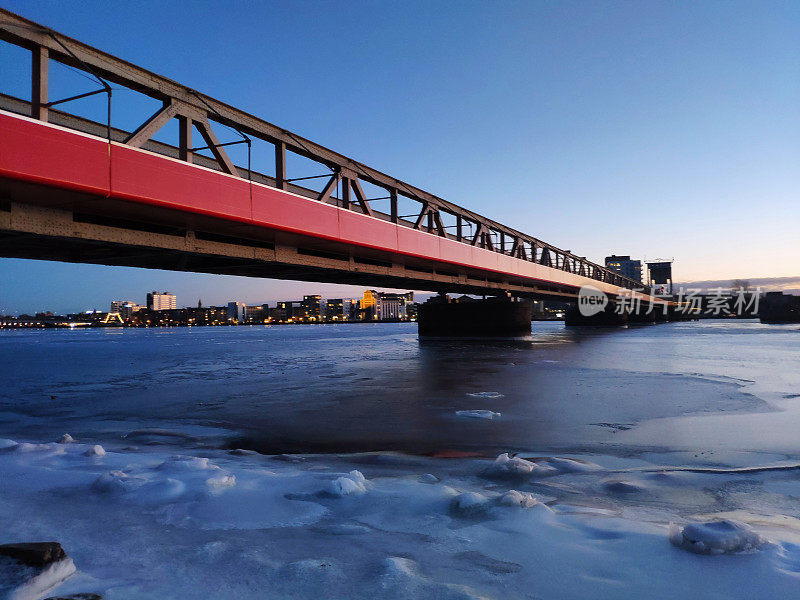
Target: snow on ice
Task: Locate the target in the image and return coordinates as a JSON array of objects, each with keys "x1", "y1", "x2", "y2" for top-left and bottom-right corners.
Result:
[
  {"x1": 455, "y1": 410, "x2": 501, "y2": 419},
  {"x1": 1, "y1": 438, "x2": 800, "y2": 599},
  {"x1": 466, "y1": 391, "x2": 505, "y2": 399}
]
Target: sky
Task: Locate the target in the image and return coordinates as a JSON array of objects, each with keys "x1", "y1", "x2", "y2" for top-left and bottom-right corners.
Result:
[{"x1": 0, "y1": 0, "x2": 798, "y2": 314}]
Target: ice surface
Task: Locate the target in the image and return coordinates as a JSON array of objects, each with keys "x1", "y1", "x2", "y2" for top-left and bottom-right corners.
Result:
[
  {"x1": 603, "y1": 479, "x2": 646, "y2": 494},
  {"x1": 1, "y1": 438, "x2": 800, "y2": 599},
  {"x1": 455, "y1": 410, "x2": 501, "y2": 420},
  {"x1": 380, "y1": 557, "x2": 487, "y2": 600},
  {"x1": 669, "y1": 520, "x2": 764, "y2": 554}
]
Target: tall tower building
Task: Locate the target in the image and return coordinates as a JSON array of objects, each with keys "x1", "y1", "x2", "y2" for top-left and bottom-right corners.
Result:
[
  {"x1": 146, "y1": 291, "x2": 177, "y2": 311},
  {"x1": 604, "y1": 256, "x2": 642, "y2": 284}
]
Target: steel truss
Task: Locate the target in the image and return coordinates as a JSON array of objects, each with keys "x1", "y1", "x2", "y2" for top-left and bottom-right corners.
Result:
[{"x1": 0, "y1": 8, "x2": 641, "y2": 290}]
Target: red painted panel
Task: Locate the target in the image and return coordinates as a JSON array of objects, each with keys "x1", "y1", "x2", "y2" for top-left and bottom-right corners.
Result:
[
  {"x1": 0, "y1": 113, "x2": 109, "y2": 195},
  {"x1": 471, "y1": 246, "x2": 500, "y2": 272},
  {"x1": 111, "y1": 145, "x2": 251, "y2": 221},
  {"x1": 497, "y1": 253, "x2": 523, "y2": 277},
  {"x1": 397, "y1": 226, "x2": 440, "y2": 260},
  {"x1": 338, "y1": 211, "x2": 398, "y2": 252},
  {"x1": 438, "y1": 237, "x2": 473, "y2": 266},
  {"x1": 250, "y1": 185, "x2": 340, "y2": 239}
]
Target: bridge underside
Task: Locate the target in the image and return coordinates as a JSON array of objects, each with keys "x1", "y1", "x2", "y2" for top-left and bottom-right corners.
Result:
[{"x1": 0, "y1": 177, "x2": 578, "y2": 299}]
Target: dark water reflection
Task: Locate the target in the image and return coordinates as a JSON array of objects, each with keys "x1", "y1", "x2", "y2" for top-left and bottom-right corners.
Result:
[{"x1": 0, "y1": 321, "x2": 782, "y2": 455}]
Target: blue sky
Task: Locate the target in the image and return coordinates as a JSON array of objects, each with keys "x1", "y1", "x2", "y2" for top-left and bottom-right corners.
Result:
[{"x1": 1, "y1": 1, "x2": 798, "y2": 314}]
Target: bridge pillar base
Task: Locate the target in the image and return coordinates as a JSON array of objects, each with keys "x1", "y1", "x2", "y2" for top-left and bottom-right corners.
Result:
[
  {"x1": 564, "y1": 304, "x2": 628, "y2": 326},
  {"x1": 418, "y1": 297, "x2": 532, "y2": 337},
  {"x1": 627, "y1": 310, "x2": 657, "y2": 324}
]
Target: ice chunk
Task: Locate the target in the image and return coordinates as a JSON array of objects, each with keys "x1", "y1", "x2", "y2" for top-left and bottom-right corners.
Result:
[
  {"x1": 91, "y1": 470, "x2": 144, "y2": 494},
  {"x1": 484, "y1": 453, "x2": 556, "y2": 480},
  {"x1": 229, "y1": 448, "x2": 258, "y2": 456},
  {"x1": 498, "y1": 490, "x2": 538, "y2": 508},
  {"x1": 450, "y1": 492, "x2": 490, "y2": 518},
  {"x1": 670, "y1": 520, "x2": 764, "y2": 554},
  {"x1": 0, "y1": 557, "x2": 76, "y2": 600},
  {"x1": 57, "y1": 434, "x2": 74, "y2": 444},
  {"x1": 418, "y1": 473, "x2": 440, "y2": 484},
  {"x1": 329, "y1": 470, "x2": 368, "y2": 497},
  {"x1": 0, "y1": 442, "x2": 65, "y2": 457},
  {"x1": 0, "y1": 438, "x2": 17, "y2": 449},
  {"x1": 157, "y1": 456, "x2": 219, "y2": 472},
  {"x1": 466, "y1": 391, "x2": 505, "y2": 399},
  {"x1": 544, "y1": 457, "x2": 603, "y2": 473},
  {"x1": 456, "y1": 410, "x2": 501, "y2": 419},
  {"x1": 84, "y1": 444, "x2": 106, "y2": 457}
]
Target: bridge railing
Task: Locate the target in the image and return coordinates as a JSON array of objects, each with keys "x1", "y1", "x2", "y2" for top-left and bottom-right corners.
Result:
[{"x1": 0, "y1": 8, "x2": 644, "y2": 292}]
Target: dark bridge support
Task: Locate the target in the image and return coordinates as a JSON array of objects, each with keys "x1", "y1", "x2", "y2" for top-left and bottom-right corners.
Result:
[
  {"x1": 566, "y1": 301, "x2": 683, "y2": 326},
  {"x1": 564, "y1": 303, "x2": 628, "y2": 326},
  {"x1": 418, "y1": 296, "x2": 532, "y2": 337},
  {"x1": 627, "y1": 309, "x2": 657, "y2": 324}
]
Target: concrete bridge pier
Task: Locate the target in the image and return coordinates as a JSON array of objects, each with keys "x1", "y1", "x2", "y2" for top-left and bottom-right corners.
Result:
[
  {"x1": 417, "y1": 294, "x2": 532, "y2": 337},
  {"x1": 564, "y1": 303, "x2": 628, "y2": 326},
  {"x1": 627, "y1": 309, "x2": 657, "y2": 324}
]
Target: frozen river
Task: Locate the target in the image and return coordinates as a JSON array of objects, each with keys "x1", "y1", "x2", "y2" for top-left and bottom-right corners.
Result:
[{"x1": 1, "y1": 320, "x2": 799, "y2": 599}]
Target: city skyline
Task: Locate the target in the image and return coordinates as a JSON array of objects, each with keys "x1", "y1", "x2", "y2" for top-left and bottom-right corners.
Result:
[
  {"x1": 0, "y1": 1, "x2": 798, "y2": 313},
  {"x1": 0, "y1": 0, "x2": 800, "y2": 309},
  {"x1": 2, "y1": 257, "x2": 799, "y2": 316}
]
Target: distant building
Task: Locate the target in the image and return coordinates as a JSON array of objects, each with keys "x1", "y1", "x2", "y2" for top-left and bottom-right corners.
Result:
[
  {"x1": 227, "y1": 301, "x2": 246, "y2": 323},
  {"x1": 604, "y1": 256, "x2": 642, "y2": 284},
  {"x1": 111, "y1": 300, "x2": 141, "y2": 321},
  {"x1": 146, "y1": 291, "x2": 176, "y2": 311},
  {"x1": 324, "y1": 298, "x2": 345, "y2": 320},
  {"x1": 360, "y1": 290, "x2": 378, "y2": 316},
  {"x1": 110, "y1": 300, "x2": 128, "y2": 313},
  {"x1": 244, "y1": 304, "x2": 266, "y2": 323},
  {"x1": 131, "y1": 305, "x2": 228, "y2": 327},
  {"x1": 375, "y1": 294, "x2": 402, "y2": 320},
  {"x1": 360, "y1": 290, "x2": 415, "y2": 321},
  {"x1": 271, "y1": 301, "x2": 297, "y2": 321},
  {"x1": 301, "y1": 295, "x2": 321, "y2": 320}
]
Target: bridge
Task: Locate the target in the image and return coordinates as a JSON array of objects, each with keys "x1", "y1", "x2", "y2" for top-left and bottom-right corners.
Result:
[{"x1": 0, "y1": 9, "x2": 662, "y2": 330}]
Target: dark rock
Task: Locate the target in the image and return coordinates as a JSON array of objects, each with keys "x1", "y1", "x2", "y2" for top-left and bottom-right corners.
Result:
[{"x1": 0, "y1": 542, "x2": 66, "y2": 567}]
